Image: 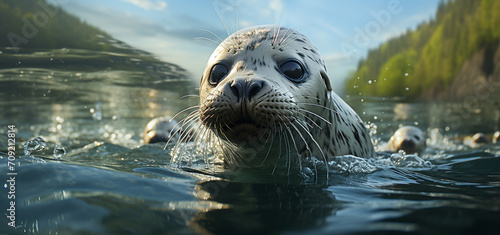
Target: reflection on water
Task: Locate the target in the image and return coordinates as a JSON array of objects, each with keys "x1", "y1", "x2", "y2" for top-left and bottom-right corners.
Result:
[{"x1": 0, "y1": 48, "x2": 500, "y2": 235}]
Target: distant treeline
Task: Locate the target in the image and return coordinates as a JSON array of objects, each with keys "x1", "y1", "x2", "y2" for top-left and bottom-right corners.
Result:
[
  {"x1": 345, "y1": 0, "x2": 500, "y2": 98},
  {"x1": 0, "y1": 0, "x2": 119, "y2": 51}
]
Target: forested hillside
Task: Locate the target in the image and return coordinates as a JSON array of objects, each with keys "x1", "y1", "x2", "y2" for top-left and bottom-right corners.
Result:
[
  {"x1": 345, "y1": 0, "x2": 500, "y2": 99},
  {"x1": 1, "y1": 0, "x2": 125, "y2": 52}
]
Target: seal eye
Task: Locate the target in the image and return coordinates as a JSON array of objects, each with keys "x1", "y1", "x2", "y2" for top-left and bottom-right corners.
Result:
[
  {"x1": 280, "y1": 60, "x2": 304, "y2": 83},
  {"x1": 209, "y1": 63, "x2": 229, "y2": 85}
]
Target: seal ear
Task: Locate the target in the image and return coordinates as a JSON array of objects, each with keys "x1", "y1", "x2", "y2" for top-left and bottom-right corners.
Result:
[{"x1": 320, "y1": 71, "x2": 333, "y2": 91}]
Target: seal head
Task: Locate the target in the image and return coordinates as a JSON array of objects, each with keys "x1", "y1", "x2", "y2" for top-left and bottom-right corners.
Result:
[
  {"x1": 188, "y1": 25, "x2": 374, "y2": 169},
  {"x1": 388, "y1": 126, "x2": 426, "y2": 155}
]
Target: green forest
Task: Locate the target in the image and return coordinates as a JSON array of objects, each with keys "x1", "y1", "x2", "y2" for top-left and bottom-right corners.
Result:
[
  {"x1": 345, "y1": 0, "x2": 500, "y2": 98},
  {"x1": 0, "y1": 0, "x2": 121, "y2": 52}
]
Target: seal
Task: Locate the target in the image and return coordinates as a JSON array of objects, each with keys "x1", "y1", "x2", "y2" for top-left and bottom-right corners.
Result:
[
  {"x1": 143, "y1": 117, "x2": 179, "y2": 144},
  {"x1": 174, "y1": 25, "x2": 375, "y2": 170},
  {"x1": 493, "y1": 131, "x2": 500, "y2": 144},
  {"x1": 387, "y1": 126, "x2": 426, "y2": 155},
  {"x1": 463, "y1": 132, "x2": 488, "y2": 147}
]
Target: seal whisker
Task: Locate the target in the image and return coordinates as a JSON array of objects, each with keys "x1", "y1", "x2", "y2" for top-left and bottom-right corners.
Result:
[
  {"x1": 166, "y1": 110, "x2": 200, "y2": 148},
  {"x1": 171, "y1": 105, "x2": 201, "y2": 122},
  {"x1": 278, "y1": 27, "x2": 292, "y2": 45},
  {"x1": 293, "y1": 119, "x2": 330, "y2": 180},
  {"x1": 282, "y1": 123, "x2": 300, "y2": 176},
  {"x1": 273, "y1": 123, "x2": 288, "y2": 175},
  {"x1": 298, "y1": 114, "x2": 322, "y2": 129},
  {"x1": 257, "y1": 129, "x2": 276, "y2": 166},
  {"x1": 298, "y1": 102, "x2": 336, "y2": 113},
  {"x1": 272, "y1": 3, "x2": 286, "y2": 47},
  {"x1": 180, "y1": 94, "x2": 200, "y2": 99},
  {"x1": 215, "y1": 9, "x2": 231, "y2": 38},
  {"x1": 298, "y1": 108, "x2": 332, "y2": 125},
  {"x1": 215, "y1": 9, "x2": 238, "y2": 50},
  {"x1": 199, "y1": 29, "x2": 225, "y2": 44},
  {"x1": 194, "y1": 37, "x2": 229, "y2": 50},
  {"x1": 279, "y1": 26, "x2": 307, "y2": 46}
]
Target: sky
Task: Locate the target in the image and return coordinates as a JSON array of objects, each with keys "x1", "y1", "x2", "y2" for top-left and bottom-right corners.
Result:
[{"x1": 49, "y1": 0, "x2": 441, "y2": 94}]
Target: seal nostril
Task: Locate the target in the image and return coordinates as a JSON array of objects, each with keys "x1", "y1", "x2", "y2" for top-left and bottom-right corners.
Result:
[
  {"x1": 230, "y1": 80, "x2": 243, "y2": 98},
  {"x1": 248, "y1": 80, "x2": 264, "y2": 99},
  {"x1": 229, "y1": 80, "x2": 265, "y2": 100}
]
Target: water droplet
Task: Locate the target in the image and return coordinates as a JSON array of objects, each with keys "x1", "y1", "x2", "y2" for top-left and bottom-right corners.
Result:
[
  {"x1": 53, "y1": 145, "x2": 66, "y2": 160},
  {"x1": 405, "y1": 73, "x2": 409, "y2": 76},
  {"x1": 3, "y1": 184, "x2": 7, "y2": 188},
  {"x1": 368, "y1": 80, "x2": 372, "y2": 85},
  {"x1": 373, "y1": 116, "x2": 378, "y2": 120},
  {"x1": 361, "y1": 99, "x2": 364, "y2": 102},
  {"x1": 405, "y1": 87, "x2": 409, "y2": 91},
  {"x1": 414, "y1": 121, "x2": 419, "y2": 125},
  {"x1": 75, "y1": 73, "x2": 82, "y2": 77},
  {"x1": 24, "y1": 137, "x2": 47, "y2": 155}
]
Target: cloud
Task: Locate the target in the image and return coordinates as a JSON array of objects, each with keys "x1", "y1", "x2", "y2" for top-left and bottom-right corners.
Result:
[
  {"x1": 269, "y1": 0, "x2": 284, "y2": 13},
  {"x1": 122, "y1": 0, "x2": 167, "y2": 11}
]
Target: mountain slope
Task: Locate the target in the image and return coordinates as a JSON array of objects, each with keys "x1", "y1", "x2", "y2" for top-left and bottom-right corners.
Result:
[{"x1": 345, "y1": 0, "x2": 500, "y2": 100}]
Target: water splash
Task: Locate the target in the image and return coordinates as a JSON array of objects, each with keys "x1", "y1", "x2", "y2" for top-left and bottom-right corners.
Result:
[
  {"x1": 24, "y1": 137, "x2": 48, "y2": 155},
  {"x1": 370, "y1": 153, "x2": 433, "y2": 169},
  {"x1": 328, "y1": 155, "x2": 378, "y2": 174},
  {"x1": 53, "y1": 145, "x2": 66, "y2": 160}
]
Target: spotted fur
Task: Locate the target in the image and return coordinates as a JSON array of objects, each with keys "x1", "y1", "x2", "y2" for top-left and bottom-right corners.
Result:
[{"x1": 172, "y1": 25, "x2": 375, "y2": 172}]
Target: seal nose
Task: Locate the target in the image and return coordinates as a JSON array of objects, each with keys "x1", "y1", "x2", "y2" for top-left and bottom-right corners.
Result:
[
  {"x1": 230, "y1": 79, "x2": 264, "y2": 101},
  {"x1": 401, "y1": 139, "x2": 415, "y2": 148}
]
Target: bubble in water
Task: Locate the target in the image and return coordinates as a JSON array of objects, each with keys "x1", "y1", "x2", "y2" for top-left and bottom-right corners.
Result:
[
  {"x1": 53, "y1": 145, "x2": 66, "y2": 160},
  {"x1": 24, "y1": 137, "x2": 47, "y2": 155}
]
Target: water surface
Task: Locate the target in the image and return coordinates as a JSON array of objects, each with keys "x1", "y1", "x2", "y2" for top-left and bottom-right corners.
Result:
[{"x1": 1, "y1": 48, "x2": 499, "y2": 235}]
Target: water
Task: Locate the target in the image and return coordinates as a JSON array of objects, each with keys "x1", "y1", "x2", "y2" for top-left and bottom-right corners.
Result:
[{"x1": 1, "y1": 48, "x2": 500, "y2": 235}]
